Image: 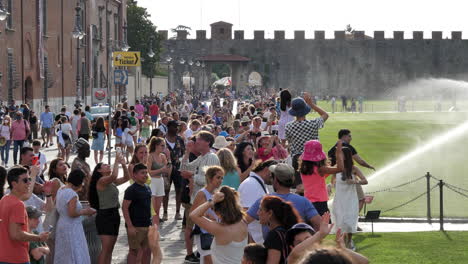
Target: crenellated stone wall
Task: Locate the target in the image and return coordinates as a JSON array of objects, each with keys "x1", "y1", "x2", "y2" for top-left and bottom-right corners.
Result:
[{"x1": 159, "y1": 22, "x2": 468, "y2": 98}]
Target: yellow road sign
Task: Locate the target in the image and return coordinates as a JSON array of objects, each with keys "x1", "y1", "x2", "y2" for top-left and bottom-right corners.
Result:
[{"x1": 113, "y1": 51, "x2": 141, "y2": 67}]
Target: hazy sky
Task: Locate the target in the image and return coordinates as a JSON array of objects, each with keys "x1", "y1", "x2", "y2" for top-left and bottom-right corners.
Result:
[{"x1": 138, "y1": 0, "x2": 468, "y2": 39}]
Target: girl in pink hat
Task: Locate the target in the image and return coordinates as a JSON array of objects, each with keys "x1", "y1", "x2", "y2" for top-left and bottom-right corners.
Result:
[{"x1": 299, "y1": 140, "x2": 344, "y2": 216}]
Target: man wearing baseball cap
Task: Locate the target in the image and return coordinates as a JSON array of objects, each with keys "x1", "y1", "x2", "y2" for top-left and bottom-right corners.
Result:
[{"x1": 245, "y1": 163, "x2": 322, "y2": 240}]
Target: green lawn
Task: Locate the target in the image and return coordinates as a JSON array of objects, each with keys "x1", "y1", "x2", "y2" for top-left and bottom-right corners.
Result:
[
  {"x1": 307, "y1": 111, "x2": 468, "y2": 218},
  {"x1": 343, "y1": 232, "x2": 468, "y2": 264}
]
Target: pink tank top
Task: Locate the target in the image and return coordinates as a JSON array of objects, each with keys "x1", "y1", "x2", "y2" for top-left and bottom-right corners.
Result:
[{"x1": 302, "y1": 166, "x2": 330, "y2": 203}]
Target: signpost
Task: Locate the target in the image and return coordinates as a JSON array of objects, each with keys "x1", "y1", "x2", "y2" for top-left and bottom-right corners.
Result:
[
  {"x1": 108, "y1": 51, "x2": 140, "y2": 163},
  {"x1": 114, "y1": 69, "x2": 128, "y2": 85},
  {"x1": 113, "y1": 51, "x2": 141, "y2": 67}
]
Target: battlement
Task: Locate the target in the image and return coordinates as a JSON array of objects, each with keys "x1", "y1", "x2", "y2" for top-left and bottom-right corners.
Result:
[{"x1": 159, "y1": 29, "x2": 465, "y2": 41}]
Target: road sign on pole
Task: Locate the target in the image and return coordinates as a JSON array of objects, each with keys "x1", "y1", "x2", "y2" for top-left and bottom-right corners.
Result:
[
  {"x1": 113, "y1": 51, "x2": 141, "y2": 67},
  {"x1": 114, "y1": 69, "x2": 129, "y2": 85}
]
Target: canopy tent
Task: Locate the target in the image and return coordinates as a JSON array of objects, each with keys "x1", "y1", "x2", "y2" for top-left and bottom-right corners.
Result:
[{"x1": 212, "y1": 76, "x2": 232, "y2": 87}]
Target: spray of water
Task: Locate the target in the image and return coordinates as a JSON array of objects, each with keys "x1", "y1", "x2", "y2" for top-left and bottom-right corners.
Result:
[
  {"x1": 387, "y1": 78, "x2": 468, "y2": 99},
  {"x1": 368, "y1": 119, "x2": 468, "y2": 181}
]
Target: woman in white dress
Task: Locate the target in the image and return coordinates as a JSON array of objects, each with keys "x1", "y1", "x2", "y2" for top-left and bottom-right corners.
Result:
[
  {"x1": 332, "y1": 147, "x2": 368, "y2": 250},
  {"x1": 54, "y1": 169, "x2": 96, "y2": 264},
  {"x1": 278, "y1": 89, "x2": 294, "y2": 144}
]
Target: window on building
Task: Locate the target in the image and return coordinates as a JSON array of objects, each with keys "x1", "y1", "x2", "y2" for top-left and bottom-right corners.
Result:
[
  {"x1": 6, "y1": 0, "x2": 13, "y2": 29},
  {"x1": 114, "y1": 14, "x2": 118, "y2": 43},
  {"x1": 42, "y1": 0, "x2": 47, "y2": 34},
  {"x1": 44, "y1": 56, "x2": 49, "y2": 101},
  {"x1": 57, "y1": 35, "x2": 61, "y2": 66},
  {"x1": 220, "y1": 28, "x2": 225, "y2": 34},
  {"x1": 93, "y1": 52, "x2": 98, "y2": 88}
]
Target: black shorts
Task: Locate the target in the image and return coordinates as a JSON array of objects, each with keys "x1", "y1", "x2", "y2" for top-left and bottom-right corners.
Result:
[
  {"x1": 167, "y1": 167, "x2": 182, "y2": 191},
  {"x1": 96, "y1": 208, "x2": 120, "y2": 236},
  {"x1": 312, "y1": 201, "x2": 330, "y2": 216}
]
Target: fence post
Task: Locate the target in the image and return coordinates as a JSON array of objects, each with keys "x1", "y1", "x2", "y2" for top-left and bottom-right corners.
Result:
[
  {"x1": 439, "y1": 180, "x2": 444, "y2": 231},
  {"x1": 426, "y1": 172, "x2": 432, "y2": 224}
]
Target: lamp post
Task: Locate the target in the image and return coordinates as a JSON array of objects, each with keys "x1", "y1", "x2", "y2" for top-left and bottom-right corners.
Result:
[
  {"x1": 148, "y1": 36, "x2": 155, "y2": 97},
  {"x1": 106, "y1": 38, "x2": 115, "y2": 164},
  {"x1": 0, "y1": 0, "x2": 9, "y2": 21},
  {"x1": 187, "y1": 58, "x2": 194, "y2": 96},
  {"x1": 165, "y1": 55, "x2": 172, "y2": 94},
  {"x1": 72, "y1": 1, "x2": 85, "y2": 109},
  {"x1": 121, "y1": 21, "x2": 130, "y2": 101}
]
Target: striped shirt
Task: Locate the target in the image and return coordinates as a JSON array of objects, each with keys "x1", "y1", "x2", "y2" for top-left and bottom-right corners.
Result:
[{"x1": 180, "y1": 152, "x2": 220, "y2": 203}]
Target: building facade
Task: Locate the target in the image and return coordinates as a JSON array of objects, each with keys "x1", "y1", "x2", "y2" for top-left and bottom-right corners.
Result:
[{"x1": 0, "y1": 0, "x2": 127, "y2": 113}]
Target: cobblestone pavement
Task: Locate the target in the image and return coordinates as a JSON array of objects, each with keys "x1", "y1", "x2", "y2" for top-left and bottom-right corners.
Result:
[{"x1": 113, "y1": 183, "x2": 187, "y2": 263}]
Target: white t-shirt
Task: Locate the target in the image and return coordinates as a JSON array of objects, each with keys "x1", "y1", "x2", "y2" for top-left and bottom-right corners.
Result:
[
  {"x1": 0, "y1": 125, "x2": 10, "y2": 140},
  {"x1": 185, "y1": 129, "x2": 194, "y2": 139},
  {"x1": 24, "y1": 194, "x2": 46, "y2": 233},
  {"x1": 238, "y1": 172, "x2": 268, "y2": 243},
  {"x1": 34, "y1": 152, "x2": 47, "y2": 173},
  {"x1": 123, "y1": 128, "x2": 133, "y2": 145},
  {"x1": 263, "y1": 112, "x2": 272, "y2": 119},
  {"x1": 60, "y1": 123, "x2": 72, "y2": 137}
]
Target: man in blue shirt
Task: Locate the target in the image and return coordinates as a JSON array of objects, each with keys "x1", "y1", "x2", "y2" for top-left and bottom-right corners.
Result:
[
  {"x1": 39, "y1": 105, "x2": 54, "y2": 148},
  {"x1": 84, "y1": 105, "x2": 94, "y2": 122},
  {"x1": 245, "y1": 163, "x2": 322, "y2": 239}
]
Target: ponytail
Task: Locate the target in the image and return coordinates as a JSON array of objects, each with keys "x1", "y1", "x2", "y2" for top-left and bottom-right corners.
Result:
[{"x1": 261, "y1": 196, "x2": 301, "y2": 229}]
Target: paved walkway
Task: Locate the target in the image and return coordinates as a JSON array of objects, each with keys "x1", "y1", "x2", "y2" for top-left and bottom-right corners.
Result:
[{"x1": 112, "y1": 183, "x2": 187, "y2": 263}]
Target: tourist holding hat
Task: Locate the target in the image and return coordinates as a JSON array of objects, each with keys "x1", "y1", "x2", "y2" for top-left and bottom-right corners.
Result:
[{"x1": 285, "y1": 92, "x2": 329, "y2": 195}]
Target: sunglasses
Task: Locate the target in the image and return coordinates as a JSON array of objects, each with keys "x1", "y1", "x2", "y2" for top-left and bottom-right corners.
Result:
[{"x1": 21, "y1": 177, "x2": 32, "y2": 184}]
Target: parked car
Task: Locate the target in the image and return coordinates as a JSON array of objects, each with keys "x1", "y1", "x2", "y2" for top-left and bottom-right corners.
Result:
[{"x1": 90, "y1": 104, "x2": 113, "y2": 119}]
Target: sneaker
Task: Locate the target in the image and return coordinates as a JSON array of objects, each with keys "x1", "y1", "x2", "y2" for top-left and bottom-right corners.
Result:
[
  {"x1": 184, "y1": 253, "x2": 200, "y2": 263},
  {"x1": 175, "y1": 212, "x2": 183, "y2": 220},
  {"x1": 162, "y1": 212, "x2": 168, "y2": 221},
  {"x1": 349, "y1": 239, "x2": 356, "y2": 251}
]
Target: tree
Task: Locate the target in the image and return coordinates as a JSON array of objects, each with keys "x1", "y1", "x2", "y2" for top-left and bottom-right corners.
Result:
[{"x1": 127, "y1": 0, "x2": 162, "y2": 77}]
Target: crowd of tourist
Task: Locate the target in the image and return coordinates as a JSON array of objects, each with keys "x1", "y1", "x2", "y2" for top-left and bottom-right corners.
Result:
[{"x1": 0, "y1": 89, "x2": 375, "y2": 264}]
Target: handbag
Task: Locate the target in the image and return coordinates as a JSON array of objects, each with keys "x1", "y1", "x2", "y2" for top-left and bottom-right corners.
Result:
[
  {"x1": 92, "y1": 131, "x2": 99, "y2": 139},
  {"x1": 60, "y1": 125, "x2": 70, "y2": 140},
  {"x1": 200, "y1": 232, "x2": 214, "y2": 250}
]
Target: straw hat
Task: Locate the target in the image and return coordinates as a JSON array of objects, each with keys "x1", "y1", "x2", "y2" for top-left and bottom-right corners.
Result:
[
  {"x1": 240, "y1": 116, "x2": 251, "y2": 123},
  {"x1": 212, "y1": 136, "x2": 230, "y2": 150}
]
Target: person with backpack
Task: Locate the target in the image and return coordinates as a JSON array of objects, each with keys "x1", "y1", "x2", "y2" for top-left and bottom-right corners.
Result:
[{"x1": 58, "y1": 117, "x2": 72, "y2": 163}]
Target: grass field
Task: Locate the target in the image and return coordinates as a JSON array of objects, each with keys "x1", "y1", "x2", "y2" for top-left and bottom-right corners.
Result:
[
  {"x1": 307, "y1": 111, "x2": 468, "y2": 218},
  {"x1": 344, "y1": 232, "x2": 468, "y2": 264}
]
